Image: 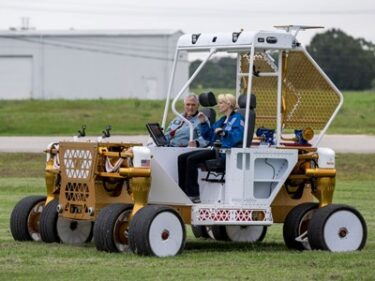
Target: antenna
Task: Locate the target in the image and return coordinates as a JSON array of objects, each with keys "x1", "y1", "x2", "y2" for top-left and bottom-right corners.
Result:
[
  {"x1": 21, "y1": 17, "x2": 30, "y2": 30},
  {"x1": 274, "y1": 25, "x2": 324, "y2": 38}
]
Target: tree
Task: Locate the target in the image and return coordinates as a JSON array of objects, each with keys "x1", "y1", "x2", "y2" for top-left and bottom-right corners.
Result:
[
  {"x1": 307, "y1": 29, "x2": 375, "y2": 90},
  {"x1": 189, "y1": 57, "x2": 236, "y2": 89}
]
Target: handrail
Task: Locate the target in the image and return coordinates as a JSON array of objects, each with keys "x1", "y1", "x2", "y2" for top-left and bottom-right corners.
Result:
[
  {"x1": 171, "y1": 48, "x2": 216, "y2": 142},
  {"x1": 242, "y1": 35, "x2": 256, "y2": 148},
  {"x1": 161, "y1": 48, "x2": 179, "y2": 129},
  {"x1": 275, "y1": 51, "x2": 283, "y2": 146}
]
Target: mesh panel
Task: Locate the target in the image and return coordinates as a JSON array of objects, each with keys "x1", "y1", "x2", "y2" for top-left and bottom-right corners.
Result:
[
  {"x1": 282, "y1": 51, "x2": 340, "y2": 129},
  {"x1": 241, "y1": 53, "x2": 278, "y2": 128},
  {"x1": 64, "y1": 182, "x2": 90, "y2": 203},
  {"x1": 240, "y1": 50, "x2": 341, "y2": 130}
]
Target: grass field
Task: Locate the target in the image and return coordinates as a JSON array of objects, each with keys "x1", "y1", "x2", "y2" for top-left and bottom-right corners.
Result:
[
  {"x1": 0, "y1": 91, "x2": 374, "y2": 136},
  {"x1": 0, "y1": 153, "x2": 374, "y2": 280}
]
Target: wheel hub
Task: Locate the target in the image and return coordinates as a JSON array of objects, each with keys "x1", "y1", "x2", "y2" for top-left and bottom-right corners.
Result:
[
  {"x1": 338, "y1": 227, "x2": 348, "y2": 238},
  {"x1": 161, "y1": 229, "x2": 170, "y2": 240},
  {"x1": 70, "y1": 221, "x2": 78, "y2": 231},
  {"x1": 115, "y1": 212, "x2": 130, "y2": 245}
]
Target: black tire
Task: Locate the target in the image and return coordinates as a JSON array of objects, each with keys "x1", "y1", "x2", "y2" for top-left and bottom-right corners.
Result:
[
  {"x1": 191, "y1": 225, "x2": 210, "y2": 239},
  {"x1": 211, "y1": 225, "x2": 230, "y2": 241},
  {"x1": 10, "y1": 195, "x2": 46, "y2": 241},
  {"x1": 128, "y1": 205, "x2": 186, "y2": 257},
  {"x1": 40, "y1": 199, "x2": 60, "y2": 243},
  {"x1": 93, "y1": 204, "x2": 133, "y2": 252},
  {"x1": 283, "y1": 202, "x2": 319, "y2": 250},
  {"x1": 308, "y1": 204, "x2": 367, "y2": 252}
]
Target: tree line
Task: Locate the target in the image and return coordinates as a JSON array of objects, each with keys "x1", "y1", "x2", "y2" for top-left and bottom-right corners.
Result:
[{"x1": 189, "y1": 29, "x2": 375, "y2": 90}]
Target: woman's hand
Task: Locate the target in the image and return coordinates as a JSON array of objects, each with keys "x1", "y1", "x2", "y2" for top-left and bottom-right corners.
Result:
[
  {"x1": 198, "y1": 112, "x2": 207, "y2": 123},
  {"x1": 214, "y1": 128, "x2": 225, "y2": 137}
]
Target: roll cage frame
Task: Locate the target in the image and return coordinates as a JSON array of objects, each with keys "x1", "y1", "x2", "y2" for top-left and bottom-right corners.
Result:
[{"x1": 161, "y1": 27, "x2": 343, "y2": 148}]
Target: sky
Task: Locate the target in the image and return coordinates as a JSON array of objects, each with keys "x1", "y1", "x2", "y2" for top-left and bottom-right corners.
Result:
[{"x1": 0, "y1": 0, "x2": 374, "y2": 47}]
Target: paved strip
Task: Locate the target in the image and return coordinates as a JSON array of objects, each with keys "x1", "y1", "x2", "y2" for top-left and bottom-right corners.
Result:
[
  {"x1": 318, "y1": 135, "x2": 375, "y2": 154},
  {"x1": 0, "y1": 135, "x2": 374, "y2": 153},
  {"x1": 0, "y1": 136, "x2": 149, "y2": 153}
]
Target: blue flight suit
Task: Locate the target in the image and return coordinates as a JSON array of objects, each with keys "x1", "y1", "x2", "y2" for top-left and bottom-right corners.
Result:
[
  {"x1": 178, "y1": 111, "x2": 244, "y2": 199},
  {"x1": 199, "y1": 111, "x2": 244, "y2": 148},
  {"x1": 165, "y1": 113, "x2": 209, "y2": 147}
]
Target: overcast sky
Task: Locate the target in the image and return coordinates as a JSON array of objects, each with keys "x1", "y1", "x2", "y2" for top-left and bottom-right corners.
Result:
[{"x1": 0, "y1": 0, "x2": 374, "y2": 46}]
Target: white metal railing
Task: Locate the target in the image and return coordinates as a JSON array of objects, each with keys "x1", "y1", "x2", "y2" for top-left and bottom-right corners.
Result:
[{"x1": 170, "y1": 49, "x2": 217, "y2": 142}]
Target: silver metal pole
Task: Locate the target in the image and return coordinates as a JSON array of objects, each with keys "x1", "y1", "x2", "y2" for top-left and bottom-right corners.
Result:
[
  {"x1": 161, "y1": 48, "x2": 179, "y2": 129},
  {"x1": 171, "y1": 48, "x2": 216, "y2": 142},
  {"x1": 276, "y1": 51, "x2": 283, "y2": 146},
  {"x1": 243, "y1": 41, "x2": 256, "y2": 149}
]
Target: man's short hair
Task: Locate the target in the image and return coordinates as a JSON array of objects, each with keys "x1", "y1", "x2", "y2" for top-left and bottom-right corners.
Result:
[{"x1": 184, "y1": 94, "x2": 199, "y2": 104}]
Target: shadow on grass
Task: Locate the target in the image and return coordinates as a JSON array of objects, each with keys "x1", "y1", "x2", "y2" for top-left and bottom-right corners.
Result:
[
  {"x1": 184, "y1": 239, "x2": 287, "y2": 253},
  {"x1": 2, "y1": 238, "x2": 290, "y2": 257}
]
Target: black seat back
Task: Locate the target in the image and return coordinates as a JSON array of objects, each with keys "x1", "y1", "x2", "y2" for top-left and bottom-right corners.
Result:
[
  {"x1": 237, "y1": 94, "x2": 256, "y2": 147},
  {"x1": 199, "y1": 91, "x2": 217, "y2": 125}
]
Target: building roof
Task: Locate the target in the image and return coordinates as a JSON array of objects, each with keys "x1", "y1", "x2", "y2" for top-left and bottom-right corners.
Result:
[{"x1": 0, "y1": 29, "x2": 183, "y2": 37}]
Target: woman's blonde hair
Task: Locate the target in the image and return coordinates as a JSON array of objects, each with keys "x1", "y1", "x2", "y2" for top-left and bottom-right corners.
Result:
[{"x1": 218, "y1": 93, "x2": 236, "y2": 109}]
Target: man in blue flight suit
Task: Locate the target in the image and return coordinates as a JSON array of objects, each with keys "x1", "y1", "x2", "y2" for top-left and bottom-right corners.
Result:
[{"x1": 165, "y1": 94, "x2": 209, "y2": 148}]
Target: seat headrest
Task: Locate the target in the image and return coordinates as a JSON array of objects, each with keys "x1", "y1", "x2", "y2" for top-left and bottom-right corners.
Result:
[
  {"x1": 238, "y1": 94, "x2": 256, "y2": 109},
  {"x1": 199, "y1": 91, "x2": 217, "y2": 107}
]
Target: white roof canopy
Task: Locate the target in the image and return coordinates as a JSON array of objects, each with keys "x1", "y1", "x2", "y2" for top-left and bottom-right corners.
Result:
[{"x1": 177, "y1": 30, "x2": 296, "y2": 51}]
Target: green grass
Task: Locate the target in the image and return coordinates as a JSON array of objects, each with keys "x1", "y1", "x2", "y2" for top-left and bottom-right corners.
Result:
[
  {"x1": 328, "y1": 91, "x2": 375, "y2": 134},
  {"x1": 0, "y1": 153, "x2": 374, "y2": 280},
  {"x1": 0, "y1": 99, "x2": 182, "y2": 136},
  {"x1": 0, "y1": 91, "x2": 374, "y2": 136}
]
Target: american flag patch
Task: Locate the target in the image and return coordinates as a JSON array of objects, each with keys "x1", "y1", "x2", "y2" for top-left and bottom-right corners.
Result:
[{"x1": 141, "y1": 159, "x2": 151, "y2": 167}]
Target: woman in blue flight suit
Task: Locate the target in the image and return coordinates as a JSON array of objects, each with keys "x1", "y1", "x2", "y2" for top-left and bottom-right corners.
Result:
[{"x1": 178, "y1": 93, "x2": 244, "y2": 203}]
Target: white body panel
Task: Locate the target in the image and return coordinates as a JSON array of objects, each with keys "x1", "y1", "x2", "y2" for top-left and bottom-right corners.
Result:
[
  {"x1": 148, "y1": 146, "x2": 298, "y2": 225},
  {"x1": 224, "y1": 148, "x2": 298, "y2": 206},
  {"x1": 148, "y1": 147, "x2": 196, "y2": 205},
  {"x1": 132, "y1": 146, "x2": 151, "y2": 167},
  {"x1": 317, "y1": 147, "x2": 336, "y2": 168}
]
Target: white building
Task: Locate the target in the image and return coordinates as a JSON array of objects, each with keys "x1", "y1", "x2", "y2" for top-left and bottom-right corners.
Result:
[{"x1": 0, "y1": 29, "x2": 188, "y2": 99}]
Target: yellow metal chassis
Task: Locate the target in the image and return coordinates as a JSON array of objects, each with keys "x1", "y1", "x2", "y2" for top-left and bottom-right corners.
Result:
[{"x1": 44, "y1": 142, "x2": 335, "y2": 226}]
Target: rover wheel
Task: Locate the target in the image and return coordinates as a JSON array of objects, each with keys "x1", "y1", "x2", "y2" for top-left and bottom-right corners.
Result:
[
  {"x1": 283, "y1": 202, "x2": 319, "y2": 250},
  {"x1": 205, "y1": 226, "x2": 214, "y2": 239},
  {"x1": 40, "y1": 199, "x2": 60, "y2": 243},
  {"x1": 308, "y1": 204, "x2": 367, "y2": 252},
  {"x1": 93, "y1": 204, "x2": 133, "y2": 252},
  {"x1": 225, "y1": 225, "x2": 267, "y2": 242},
  {"x1": 129, "y1": 205, "x2": 186, "y2": 257},
  {"x1": 210, "y1": 225, "x2": 229, "y2": 241},
  {"x1": 10, "y1": 195, "x2": 46, "y2": 241},
  {"x1": 191, "y1": 225, "x2": 210, "y2": 239},
  {"x1": 57, "y1": 218, "x2": 93, "y2": 244}
]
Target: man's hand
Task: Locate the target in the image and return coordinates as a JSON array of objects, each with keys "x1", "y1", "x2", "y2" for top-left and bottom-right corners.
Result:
[{"x1": 188, "y1": 140, "x2": 197, "y2": 147}]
